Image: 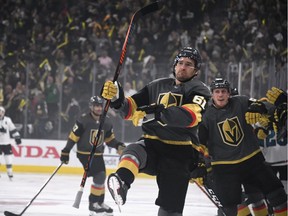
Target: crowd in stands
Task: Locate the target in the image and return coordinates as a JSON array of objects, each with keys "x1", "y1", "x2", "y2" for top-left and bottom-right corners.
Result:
[{"x1": 0, "y1": 0, "x2": 286, "y2": 139}]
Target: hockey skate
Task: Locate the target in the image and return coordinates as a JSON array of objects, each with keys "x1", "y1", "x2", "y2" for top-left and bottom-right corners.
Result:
[
  {"x1": 89, "y1": 202, "x2": 105, "y2": 216},
  {"x1": 89, "y1": 202, "x2": 113, "y2": 216},
  {"x1": 100, "y1": 202, "x2": 113, "y2": 215},
  {"x1": 7, "y1": 172, "x2": 13, "y2": 181},
  {"x1": 107, "y1": 173, "x2": 128, "y2": 206}
]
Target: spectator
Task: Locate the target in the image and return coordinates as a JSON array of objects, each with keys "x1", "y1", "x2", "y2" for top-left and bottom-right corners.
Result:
[{"x1": 44, "y1": 75, "x2": 59, "y2": 125}]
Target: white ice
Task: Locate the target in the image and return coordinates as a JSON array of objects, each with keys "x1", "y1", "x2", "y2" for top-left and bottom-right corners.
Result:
[{"x1": 0, "y1": 173, "x2": 218, "y2": 216}]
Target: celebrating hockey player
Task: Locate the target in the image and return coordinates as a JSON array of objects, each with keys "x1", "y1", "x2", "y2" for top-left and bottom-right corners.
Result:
[
  {"x1": 60, "y1": 96, "x2": 125, "y2": 216},
  {"x1": 0, "y1": 106, "x2": 22, "y2": 180},
  {"x1": 101, "y1": 47, "x2": 211, "y2": 216},
  {"x1": 198, "y1": 78, "x2": 287, "y2": 216}
]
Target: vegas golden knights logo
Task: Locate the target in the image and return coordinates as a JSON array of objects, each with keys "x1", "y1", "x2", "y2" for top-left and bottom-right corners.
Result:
[
  {"x1": 158, "y1": 92, "x2": 183, "y2": 107},
  {"x1": 90, "y1": 129, "x2": 104, "y2": 147},
  {"x1": 217, "y1": 117, "x2": 244, "y2": 146}
]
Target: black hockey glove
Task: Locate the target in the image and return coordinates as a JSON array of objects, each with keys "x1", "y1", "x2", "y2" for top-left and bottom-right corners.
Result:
[
  {"x1": 269, "y1": 103, "x2": 287, "y2": 140},
  {"x1": 15, "y1": 138, "x2": 22, "y2": 145},
  {"x1": 245, "y1": 101, "x2": 268, "y2": 125},
  {"x1": 60, "y1": 149, "x2": 70, "y2": 164},
  {"x1": 190, "y1": 155, "x2": 213, "y2": 187},
  {"x1": 266, "y1": 87, "x2": 287, "y2": 106},
  {"x1": 247, "y1": 101, "x2": 268, "y2": 114},
  {"x1": 137, "y1": 104, "x2": 165, "y2": 120}
]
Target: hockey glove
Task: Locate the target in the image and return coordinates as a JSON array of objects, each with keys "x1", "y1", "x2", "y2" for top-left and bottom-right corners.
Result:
[
  {"x1": 254, "y1": 127, "x2": 269, "y2": 140},
  {"x1": 60, "y1": 149, "x2": 70, "y2": 164},
  {"x1": 190, "y1": 163, "x2": 207, "y2": 186},
  {"x1": 15, "y1": 138, "x2": 22, "y2": 145},
  {"x1": 266, "y1": 87, "x2": 287, "y2": 106},
  {"x1": 258, "y1": 114, "x2": 270, "y2": 128},
  {"x1": 117, "y1": 143, "x2": 126, "y2": 155},
  {"x1": 131, "y1": 111, "x2": 146, "y2": 126},
  {"x1": 245, "y1": 101, "x2": 268, "y2": 124},
  {"x1": 101, "y1": 81, "x2": 125, "y2": 109},
  {"x1": 137, "y1": 104, "x2": 165, "y2": 121},
  {"x1": 101, "y1": 81, "x2": 117, "y2": 100},
  {"x1": 270, "y1": 103, "x2": 287, "y2": 134}
]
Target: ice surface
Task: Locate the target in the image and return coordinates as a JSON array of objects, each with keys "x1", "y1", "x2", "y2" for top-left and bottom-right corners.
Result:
[{"x1": 0, "y1": 173, "x2": 218, "y2": 216}]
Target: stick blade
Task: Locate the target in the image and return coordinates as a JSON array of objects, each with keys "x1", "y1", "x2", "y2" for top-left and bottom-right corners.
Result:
[
  {"x1": 4, "y1": 211, "x2": 20, "y2": 216},
  {"x1": 136, "y1": 1, "x2": 163, "y2": 20},
  {"x1": 72, "y1": 188, "x2": 84, "y2": 209}
]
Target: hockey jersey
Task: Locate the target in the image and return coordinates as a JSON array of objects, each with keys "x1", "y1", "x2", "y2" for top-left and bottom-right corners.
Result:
[
  {"x1": 65, "y1": 113, "x2": 122, "y2": 155},
  {"x1": 258, "y1": 130, "x2": 287, "y2": 166},
  {"x1": 117, "y1": 77, "x2": 211, "y2": 147},
  {"x1": 0, "y1": 116, "x2": 21, "y2": 145},
  {"x1": 199, "y1": 95, "x2": 262, "y2": 165}
]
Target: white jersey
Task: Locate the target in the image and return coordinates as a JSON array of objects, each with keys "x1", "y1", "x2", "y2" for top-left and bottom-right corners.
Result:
[
  {"x1": 0, "y1": 116, "x2": 20, "y2": 145},
  {"x1": 258, "y1": 130, "x2": 287, "y2": 166}
]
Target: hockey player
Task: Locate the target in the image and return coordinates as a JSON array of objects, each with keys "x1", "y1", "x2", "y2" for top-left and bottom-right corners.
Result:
[
  {"x1": 101, "y1": 47, "x2": 211, "y2": 215},
  {"x1": 60, "y1": 96, "x2": 126, "y2": 216},
  {"x1": 245, "y1": 88, "x2": 287, "y2": 215},
  {"x1": 0, "y1": 106, "x2": 22, "y2": 180},
  {"x1": 198, "y1": 78, "x2": 287, "y2": 216}
]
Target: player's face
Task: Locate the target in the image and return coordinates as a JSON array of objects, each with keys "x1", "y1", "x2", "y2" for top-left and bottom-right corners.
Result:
[
  {"x1": 174, "y1": 57, "x2": 197, "y2": 83},
  {"x1": 91, "y1": 104, "x2": 103, "y2": 116},
  {"x1": 212, "y1": 88, "x2": 230, "y2": 108}
]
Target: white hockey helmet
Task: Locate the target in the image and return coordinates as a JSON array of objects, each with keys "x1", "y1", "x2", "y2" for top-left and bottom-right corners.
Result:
[{"x1": 0, "y1": 106, "x2": 5, "y2": 119}]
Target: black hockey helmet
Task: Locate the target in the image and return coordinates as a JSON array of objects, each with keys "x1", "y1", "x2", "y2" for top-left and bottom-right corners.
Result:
[
  {"x1": 89, "y1": 96, "x2": 103, "y2": 106},
  {"x1": 173, "y1": 47, "x2": 202, "y2": 70},
  {"x1": 210, "y1": 78, "x2": 231, "y2": 92}
]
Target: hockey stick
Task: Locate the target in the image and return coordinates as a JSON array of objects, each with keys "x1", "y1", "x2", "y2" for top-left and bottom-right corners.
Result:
[
  {"x1": 265, "y1": 160, "x2": 288, "y2": 165},
  {"x1": 4, "y1": 162, "x2": 64, "y2": 216},
  {"x1": 193, "y1": 180, "x2": 227, "y2": 216},
  {"x1": 72, "y1": 1, "x2": 163, "y2": 209}
]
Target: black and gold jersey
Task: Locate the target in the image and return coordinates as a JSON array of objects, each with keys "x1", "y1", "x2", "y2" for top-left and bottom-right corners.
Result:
[
  {"x1": 199, "y1": 95, "x2": 262, "y2": 165},
  {"x1": 65, "y1": 113, "x2": 121, "y2": 155},
  {"x1": 117, "y1": 77, "x2": 211, "y2": 147}
]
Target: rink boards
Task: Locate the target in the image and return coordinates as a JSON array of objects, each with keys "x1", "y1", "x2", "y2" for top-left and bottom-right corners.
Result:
[{"x1": 0, "y1": 139, "x2": 150, "y2": 177}]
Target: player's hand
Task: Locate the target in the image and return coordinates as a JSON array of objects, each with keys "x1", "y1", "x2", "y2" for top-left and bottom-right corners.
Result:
[
  {"x1": 60, "y1": 150, "x2": 70, "y2": 164},
  {"x1": 266, "y1": 87, "x2": 287, "y2": 106},
  {"x1": 137, "y1": 104, "x2": 165, "y2": 120},
  {"x1": 117, "y1": 143, "x2": 126, "y2": 155},
  {"x1": 270, "y1": 103, "x2": 287, "y2": 134},
  {"x1": 255, "y1": 127, "x2": 269, "y2": 140},
  {"x1": 101, "y1": 81, "x2": 125, "y2": 109},
  {"x1": 190, "y1": 163, "x2": 207, "y2": 186},
  {"x1": 258, "y1": 114, "x2": 270, "y2": 127},
  {"x1": 131, "y1": 111, "x2": 146, "y2": 126},
  {"x1": 245, "y1": 101, "x2": 267, "y2": 124},
  {"x1": 101, "y1": 81, "x2": 118, "y2": 100},
  {"x1": 15, "y1": 138, "x2": 21, "y2": 145},
  {"x1": 190, "y1": 177, "x2": 204, "y2": 186}
]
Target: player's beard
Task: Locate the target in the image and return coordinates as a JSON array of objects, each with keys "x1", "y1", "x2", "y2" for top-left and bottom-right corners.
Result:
[
  {"x1": 176, "y1": 73, "x2": 193, "y2": 83},
  {"x1": 175, "y1": 70, "x2": 197, "y2": 83},
  {"x1": 91, "y1": 110, "x2": 101, "y2": 119}
]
